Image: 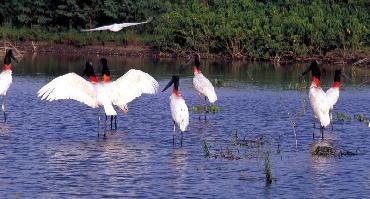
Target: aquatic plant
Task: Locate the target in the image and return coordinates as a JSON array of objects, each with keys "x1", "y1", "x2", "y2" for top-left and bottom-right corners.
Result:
[
  {"x1": 336, "y1": 112, "x2": 352, "y2": 121},
  {"x1": 310, "y1": 142, "x2": 358, "y2": 157},
  {"x1": 264, "y1": 151, "x2": 273, "y2": 185},
  {"x1": 202, "y1": 140, "x2": 210, "y2": 158},
  {"x1": 191, "y1": 105, "x2": 221, "y2": 113},
  {"x1": 354, "y1": 114, "x2": 367, "y2": 122}
]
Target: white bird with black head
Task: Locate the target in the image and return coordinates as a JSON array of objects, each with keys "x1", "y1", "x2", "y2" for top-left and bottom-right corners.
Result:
[
  {"x1": 301, "y1": 61, "x2": 347, "y2": 139},
  {"x1": 162, "y1": 75, "x2": 189, "y2": 146},
  {"x1": 192, "y1": 53, "x2": 217, "y2": 120},
  {"x1": 0, "y1": 49, "x2": 18, "y2": 122},
  {"x1": 38, "y1": 62, "x2": 159, "y2": 136}
]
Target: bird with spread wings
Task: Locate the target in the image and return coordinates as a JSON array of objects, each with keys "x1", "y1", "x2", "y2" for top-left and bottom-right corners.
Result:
[
  {"x1": 37, "y1": 69, "x2": 159, "y2": 134},
  {"x1": 81, "y1": 17, "x2": 152, "y2": 32}
]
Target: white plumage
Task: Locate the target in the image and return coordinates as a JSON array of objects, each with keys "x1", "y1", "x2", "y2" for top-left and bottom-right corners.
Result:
[
  {"x1": 81, "y1": 17, "x2": 152, "y2": 32},
  {"x1": 0, "y1": 70, "x2": 12, "y2": 96},
  {"x1": 38, "y1": 69, "x2": 159, "y2": 117},
  {"x1": 193, "y1": 73, "x2": 217, "y2": 103},
  {"x1": 325, "y1": 87, "x2": 340, "y2": 120},
  {"x1": 170, "y1": 94, "x2": 189, "y2": 132},
  {"x1": 309, "y1": 85, "x2": 331, "y2": 127}
]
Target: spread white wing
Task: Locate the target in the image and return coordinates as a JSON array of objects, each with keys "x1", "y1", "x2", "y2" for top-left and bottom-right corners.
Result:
[
  {"x1": 116, "y1": 17, "x2": 152, "y2": 29},
  {"x1": 81, "y1": 17, "x2": 152, "y2": 32},
  {"x1": 107, "y1": 69, "x2": 159, "y2": 108},
  {"x1": 81, "y1": 24, "x2": 116, "y2": 32},
  {"x1": 37, "y1": 73, "x2": 97, "y2": 108}
]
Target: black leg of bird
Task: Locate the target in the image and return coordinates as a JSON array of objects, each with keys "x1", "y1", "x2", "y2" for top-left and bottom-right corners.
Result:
[
  {"x1": 173, "y1": 121, "x2": 176, "y2": 147},
  {"x1": 204, "y1": 96, "x2": 207, "y2": 121},
  {"x1": 97, "y1": 109, "x2": 101, "y2": 137},
  {"x1": 320, "y1": 126, "x2": 324, "y2": 140},
  {"x1": 114, "y1": 116, "x2": 117, "y2": 130},
  {"x1": 110, "y1": 115, "x2": 113, "y2": 130},
  {"x1": 2, "y1": 96, "x2": 6, "y2": 122},
  {"x1": 104, "y1": 115, "x2": 107, "y2": 130},
  {"x1": 180, "y1": 132, "x2": 183, "y2": 147}
]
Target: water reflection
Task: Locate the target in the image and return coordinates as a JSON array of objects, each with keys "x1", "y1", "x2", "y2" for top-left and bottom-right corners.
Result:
[{"x1": 14, "y1": 54, "x2": 369, "y2": 87}]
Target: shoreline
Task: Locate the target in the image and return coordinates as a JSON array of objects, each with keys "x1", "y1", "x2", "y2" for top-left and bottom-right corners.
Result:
[{"x1": 2, "y1": 41, "x2": 369, "y2": 66}]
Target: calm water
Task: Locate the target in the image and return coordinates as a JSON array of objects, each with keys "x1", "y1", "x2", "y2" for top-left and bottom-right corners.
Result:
[{"x1": 0, "y1": 54, "x2": 369, "y2": 198}]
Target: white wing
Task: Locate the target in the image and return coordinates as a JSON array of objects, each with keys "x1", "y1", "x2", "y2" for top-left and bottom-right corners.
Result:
[
  {"x1": 107, "y1": 69, "x2": 159, "y2": 108},
  {"x1": 309, "y1": 86, "x2": 330, "y2": 127},
  {"x1": 81, "y1": 24, "x2": 117, "y2": 32},
  {"x1": 81, "y1": 17, "x2": 152, "y2": 32},
  {"x1": 37, "y1": 73, "x2": 97, "y2": 108},
  {"x1": 116, "y1": 17, "x2": 153, "y2": 29},
  {"x1": 0, "y1": 70, "x2": 12, "y2": 95},
  {"x1": 193, "y1": 73, "x2": 217, "y2": 103},
  {"x1": 325, "y1": 87, "x2": 339, "y2": 109}
]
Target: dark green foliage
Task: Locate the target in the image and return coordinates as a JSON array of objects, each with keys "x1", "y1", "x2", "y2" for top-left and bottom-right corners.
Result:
[{"x1": 0, "y1": 0, "x2": 368, "y2": 59}]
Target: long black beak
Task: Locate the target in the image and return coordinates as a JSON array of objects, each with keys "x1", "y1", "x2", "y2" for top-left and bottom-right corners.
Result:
[{"x1": 162, "y1": 78, "x2": 174, "y2": 92}]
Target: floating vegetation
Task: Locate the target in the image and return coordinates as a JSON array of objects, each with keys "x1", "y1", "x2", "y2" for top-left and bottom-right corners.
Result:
[
  {"x1": 310, "y1": 141, "x2": 358, "y2": 157},
  {"x1": 311, "y1": 145, "x2": 336, "y2": 156},
  {"x1": 211, "y1": 78, "x2": 227, "y2": 88},
  {"x1": 336, "y1": 112, "x2": 352, "y2": 121},
  {"x1": 191, "y1": 105, "x2": 221, "y2": 113},
  {"x1": 354, "y1": 114, "x2": 367, "y2": 122}
]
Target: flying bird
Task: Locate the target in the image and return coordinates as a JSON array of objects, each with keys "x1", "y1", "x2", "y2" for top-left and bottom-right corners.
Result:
[
  {"x1": 0, "y1": 49, "x2": 18, "y2": 122},
  {"x1": 192, "y1": 53, "x2": 217, "y2": 120},
  {"x1": 81, "y1": 17, "x2": 152, "y2": 32},
  {"x1": 162, "y1": 75, "x2": 189, "y2": 146},
  {"x1": 38, "y1": 67, "x2": 159, "y2": 135}
]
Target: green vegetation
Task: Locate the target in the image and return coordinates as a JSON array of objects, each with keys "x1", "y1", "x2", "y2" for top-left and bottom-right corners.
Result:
[
  {"x1": 1, "y1": 0, "x2": 369, "y2": 59},
  {"x1": 191, "y1": 104, "x2": 221, "y2": 113},
  {"x1": 336, "y1": 112, "x2": 352, "y2": 121}
]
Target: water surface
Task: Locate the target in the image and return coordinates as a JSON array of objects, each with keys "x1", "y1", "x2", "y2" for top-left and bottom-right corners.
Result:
[{"x1": 0, "y1": 54, "x2": 370, "y2": 198}]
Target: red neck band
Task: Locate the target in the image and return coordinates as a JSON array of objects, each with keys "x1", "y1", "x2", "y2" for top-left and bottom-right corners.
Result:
[
  {"x1": 332, "y1": 81, "x2": 341, "y2": 88},
  {"x1": 89, "y1": 76, "x2": 98, "y2": 84},
  {"x1": 193, "y1": 66, "x2": 201, "y2": 74},
  {"x1": 3, "y1": 64, "x2": 11, "y2": 71},
  {"x1": 313, "y1": 76, "x2": 320, "y2": 87},
  {"x1": 102, "y1": 75, "x2": 110, "y2": 82},
  {"x1": 173, "y1": 88, "x2": 180, "y2": 96}
]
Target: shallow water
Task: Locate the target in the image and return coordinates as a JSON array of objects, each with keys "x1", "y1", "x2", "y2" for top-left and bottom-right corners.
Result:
[{"x1": 0, "y1": 54, "x2": 369, "y2": 198}]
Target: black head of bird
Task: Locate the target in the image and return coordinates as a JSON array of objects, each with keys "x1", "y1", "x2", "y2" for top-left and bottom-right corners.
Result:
[
  {"x1": 194, "y1": 53, "x2": 201, "y2": 68},
  {"x1": 5, "y1": 49, "x2": 13, "y2": 57},
  {"x1": 83, "y1": 60, "x2": 96, "y2": 77},
  {"x1": 100, "y1": 58, "x2": 110, "y2": 76},
  {"x1": 162, "y1": 75, "x2": 179, "y2": 92},
  {"x1": 334, "y1": 69, "x2": 341, "y2": 82},
  {"x1": 302, "y1": 60, "x2": 321, "y2": 80}
]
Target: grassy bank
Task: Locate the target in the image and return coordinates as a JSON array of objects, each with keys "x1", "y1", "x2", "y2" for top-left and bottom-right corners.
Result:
[{"x1": 0, "y1": 0, "x2": 369, "y2": 62}]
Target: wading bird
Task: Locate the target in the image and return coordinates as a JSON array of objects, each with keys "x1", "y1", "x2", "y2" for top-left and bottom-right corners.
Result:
[
  {"x1": 302, "y1": 61, "x2": 347, "y2": 139},
  {"x1": 38, "y1": 63, "x2": 159, "y2": 136},
  {"x1": 192, "y1": 53, "x2": 217, "y2": 120},
  {"x1": 81, "y1": 17, "x2": 152, "y2": 32},
  {"x1": 0, "y1": 49, "x2": 18, "y2": 122},
  {"x1": 99, "y1": 58, "x2": 117, "y2": 129},
  {"x1": 162, "y1": 75, "x2": 189, "y2": 146}
]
